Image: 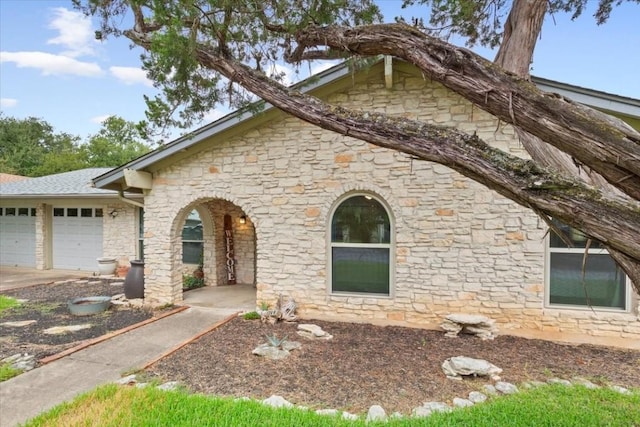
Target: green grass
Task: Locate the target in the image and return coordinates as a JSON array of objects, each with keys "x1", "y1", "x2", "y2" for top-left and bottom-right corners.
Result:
[
  {"x1": 0, "y1": 295, "x2": 20, "y2": 314},
  {"x1": 0, "y1": 362, "x2": 23, "y2": 382},
  {"x1": 23, "y1": 383, "x2": 640, "y2": 427}
]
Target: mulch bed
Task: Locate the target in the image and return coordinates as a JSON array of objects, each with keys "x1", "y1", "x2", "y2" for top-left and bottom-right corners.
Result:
[
  {"x1": 0, "y1": 280, "x2": 157, "y2": 362},
  {"x1": 147, "y1": 317, "x2": 640, "y2": 416}
]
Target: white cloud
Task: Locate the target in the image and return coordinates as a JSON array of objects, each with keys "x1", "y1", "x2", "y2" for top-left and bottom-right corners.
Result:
[
  {"x1": 310, "y1": 60, "x2": 340, "y2": 76},
  {"x1": 201, "y1": 109, "x2": 227, "y2": 123},
  {"x1": 110, "y1": 66, "x2": 153, "y2": 87},
  {"x1": 0, "y1": 51, "x2": 103, "y2": 77},
  {"x1": 0, "y1": 98, "x2": 18, "y2": 108},
  {"x1": 46, "y1": 8, "x2": 97, "y2": 58},
  {"x1": 90, "y1": 115, "x2": 112, "y2": 124},
  {"x1": 267, "y1": 63, "x2": 295, "y2": 86}
]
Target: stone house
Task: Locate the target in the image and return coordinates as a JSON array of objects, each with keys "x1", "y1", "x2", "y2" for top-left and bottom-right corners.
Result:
[{"x1": 89, "y1": 59, "x2": 638, "y2": 348}]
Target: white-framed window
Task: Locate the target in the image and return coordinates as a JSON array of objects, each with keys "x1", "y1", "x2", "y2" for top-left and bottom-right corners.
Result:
[
  {"x1": 182, "y1": 209, "x2": 203, "y2": 264},
  {"x1": 546, "y1": 220, "x2": 628, "y2": 311},
  {"x1": 329, "y1": 194, "x2": 392, "y2": 295},
  {"x1": 138, "y1": 207, "x2": 144, "y2": 260}
]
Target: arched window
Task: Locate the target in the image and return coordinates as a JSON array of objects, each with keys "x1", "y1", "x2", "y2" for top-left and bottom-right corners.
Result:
[
  {"x1": 330, "y1": 194, "x2": 392, "y2": 295},
  {"x1": 182, "y1": 210, "x2": 203, "y2": 264}
]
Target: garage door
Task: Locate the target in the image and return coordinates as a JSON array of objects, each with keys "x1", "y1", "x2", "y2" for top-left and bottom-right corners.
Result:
[
  {"x1": 52, "y1": 207, "x2": 103, "y2": 270},
  {"x1": 0, "y1": 207, "x2": 36, "y2": 267}
]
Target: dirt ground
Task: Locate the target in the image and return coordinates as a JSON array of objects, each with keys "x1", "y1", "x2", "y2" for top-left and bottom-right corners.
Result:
[
  {"x1": 147, "y1": 316, "x2": 640, "y2": 415},
  {"x1": 0, "y1": 280, "x2": 156, "y2": 361},
  {"x1": 2, "y1": 282, "x2": 639, "y2": 416}
]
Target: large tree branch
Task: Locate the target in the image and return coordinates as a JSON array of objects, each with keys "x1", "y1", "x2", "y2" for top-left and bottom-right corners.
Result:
[
  {"x1": 289, "y1": 23, "x2": 640, "y2": 201},
  {"x1": 125, "y1": 29, "x2": 640, "y2": 267}
]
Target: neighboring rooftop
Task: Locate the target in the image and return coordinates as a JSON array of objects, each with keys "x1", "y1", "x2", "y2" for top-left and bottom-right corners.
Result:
[
  {"x1": 0, "y1": 173, "x2": 30, "y2": 184},
  {"x1": 0, "y1": 168, "x2": 116, "y2": 197}
]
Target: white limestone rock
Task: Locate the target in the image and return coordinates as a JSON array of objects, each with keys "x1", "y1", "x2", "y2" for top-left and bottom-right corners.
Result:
[
  {"x1": 440, "y1": 313, "x2": 498, "y2": 340},
  {"x1": 366, "y1": 405, "x2": 387, "y2": 423},
  {"x1": 468, "y1": 391, "x2": 487, "y2": 403},
  {"x1": 43, "y1": 324, "x2": 92, "y2": 335},
  {"x1": 262, "y1": 395, "x2": 293, "y2": 408},
  {"x1": 453, "y1": 397, "x2": 474, "y2": 408},
  {"x1": 442, "y1": 356, "x2": 502, "y2": 379},
  {"x1": 297, "y1": 324, "x2": 333, "y2": 340},
  {"x1": 495, "y1": 381, "x2": 519, "y2": 394},
  {"x1": 1, "y1": 320, "x2": 37, "y2": 327}
]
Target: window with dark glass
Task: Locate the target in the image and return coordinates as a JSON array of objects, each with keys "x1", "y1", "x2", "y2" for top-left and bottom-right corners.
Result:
[
  {"x1": 138, "y1": 208, "x2": 144, "y2": 260},
  {"x1": 53, "y1": 208, "x2": 64, "y2": 216},
  {"x1": 18, "y1": 208, "x2": 28, "y2": 216},
  {"x1": 182, "y1": 210, "x2": 203, "y2": 264},
  {"x1": 67, "y1": 208, "x2": 78, "y2": 217},
  {"x1": 81, "y1": 208, "x2": 93, "y2": 217},
  {"x1": 330, "y1": 195, "x2": 391, "y2": 295},
  {"x1": 6, "y1": 208, "x2": 16, "y2": 216},
  {"x1": 548, "y1": 220, "x2": 626, "y2": 310}
]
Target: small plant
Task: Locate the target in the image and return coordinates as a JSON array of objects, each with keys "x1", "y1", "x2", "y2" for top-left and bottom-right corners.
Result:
[
  {"x1": 0, "y1": 362, "x2": 23, "y2": 382},
  {"x1": 259, "y1": 300, "x2": 269, "y2": 311},
  {"x1": 182, "y1": 274, "x2": 205, "y2": 290},
  {"x1": 242, "y1": 311, "x2": 260, "y2": 320},
  {"x1": 265, "y1": 333, "x2": 288, "y2": 349},
  {"x1": 0, "y1": 295, "x2": 20, "y2": 314}
]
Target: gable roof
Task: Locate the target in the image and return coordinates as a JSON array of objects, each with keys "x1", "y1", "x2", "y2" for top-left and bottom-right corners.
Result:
[
  {"x1": 0, "y1": 168, "x2": 117, "y2": 198},
  {"x1": 92, "y1": 59, "x2": 640, "y2": 192}
]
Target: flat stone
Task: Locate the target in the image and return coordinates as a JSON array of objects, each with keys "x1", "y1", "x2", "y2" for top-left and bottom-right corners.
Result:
[
  {"x1": 2, "y1": 353, "x2": 36, "y2": 371},
  {"x1": 446, "y1": 313, "x2": 494, "y2": 325},
  {"x1": 442, "y1": 356, "x2": 502, "y2": 379},
  {"x1": 453, "y1": 397, "x2": 474, "y2": 407},
  {"x1": 262, "y1": 395, "x2": 293, "y2": 408},
  {"x1": 366, "y1": 405, "x2": 386, "y2": 422},
  {"x1": 157, "y1": 381, "x2": 180, "y2": 391},
  {"x1": 610, "y1": 385, "x2": 630, "y2": 395},
  {"x1": 483, "y1": 384, "x2": 498, "y2": 395},
  {"x1": 548, "y1": 378, "x2": 572, "y2": 386},
  {"x1": 297, "y1": 324, "x2": 333, "y2": 340},
  {"x1": 43, "y1": 324, "x2": 92, "y2": 335},
  {"x1": 116, "y1": 374, "x2": 138, "y2": 385},
  {"x1": 315, "y1": 409, "x2": 338, "y2": 416},
  {"x1": 252, "y1": 344, "x2": 291, "y2": 360},
  {"x1": 1, "y1": 320, "x2": 37, "y2": 327},
  {"x1": 468, "y1": 391, "x2": 487, "y2": 403},
  {"x1": 342, "y1": 412, "x2": 359, "y2": 420},
  {"x1": 495, "y1": 381, "x2": 519, "y2": 394},
  {"x1": 571, "y1": 377, "x2": 599, "y2": 389}
]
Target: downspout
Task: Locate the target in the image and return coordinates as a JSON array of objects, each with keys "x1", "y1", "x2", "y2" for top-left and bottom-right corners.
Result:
[
  {"x1": 118, "y1": 190, "x2": 145, "y2": 208},
  {"x1": 384, "y1": 55, "x2": 393, "y2": 89}
]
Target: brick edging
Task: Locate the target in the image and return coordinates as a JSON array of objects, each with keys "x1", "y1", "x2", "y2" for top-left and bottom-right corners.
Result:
[
  {"x1": 39, "y1": 305, "x2": 189, "y2": 364},
  {"x1": 140, "y1": 311, "x2": 239, "y2": 370}
]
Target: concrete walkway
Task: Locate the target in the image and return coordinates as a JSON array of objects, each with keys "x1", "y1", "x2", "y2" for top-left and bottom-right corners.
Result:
[{"x1": 0, "y1": 306, "x2": 238, "y2": 427}]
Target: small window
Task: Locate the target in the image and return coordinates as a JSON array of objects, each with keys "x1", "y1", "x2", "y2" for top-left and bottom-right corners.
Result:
[
  {"x1": 330, "y1": 195, "x2": 392, "y2": 295},
  {"x1": 182, "y1": 210, "x2": 203, "y2": 264},
  {"x1": 0, "y1": 208, "x2": 3, "y2": 216},
  {"x1": 67, "y1": 208, "x2": 78, "y2": 217},
  {"x1": 547, "y1": 220, "x2": 627, "y2": 310},
  {"x1": 95, "y1": 208, "x2": 103, "y2": 218},
  {"x1": 18, "y1": 208, "x2": 28, "y2": 216},
  {"x1": 31, "y1": 208, "x2": 36, "y2": 217},
  {"x1": 53, "y1": 208, "x2": 64, "y2": 217},
  {"x1": 81, "y1": 208, "x2": 93, "y2": 217},
  {"x1": 6, "y1": 208, "x2": 16, "y2": 216}
]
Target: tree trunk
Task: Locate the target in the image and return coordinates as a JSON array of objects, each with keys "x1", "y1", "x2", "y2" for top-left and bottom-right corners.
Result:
[{"x1": 493, "y1": 0, "x2": 640, "y2": 290}]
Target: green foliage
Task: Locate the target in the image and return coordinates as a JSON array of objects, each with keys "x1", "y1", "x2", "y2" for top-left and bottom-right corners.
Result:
[
  {"x1": 265, "y1": 333, "x2": 288, "y2": 348},
  {"x1": 400, "y1": 0, "x2": 636, "y2": 48},
  {"x1": 242, "y1": 311, "x2": 261, "y2": 320},
  {"x1": 0, "y1": 362, "x2": 22, "y2": 382},
  {"x1": 182, "y1": 274, "x2": 205, "y2": 290},
  {"x1": 0, "y1": 295, "x2": 20, "y2": 314},
  {"x1": 0, "y1": 114, "x2": 151, "y2": 176},
  {"x1": 22, "y1": 382, "x2": 640, "y2": 426}
]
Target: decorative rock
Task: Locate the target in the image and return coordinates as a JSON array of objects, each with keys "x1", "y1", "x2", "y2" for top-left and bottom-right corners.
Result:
[
  {"x1": 157, "y1": 381, "x2": 180, "y2": 391},
  {"x1": 610, "y1": 385, "x2": 630, "y2": 395},
  {"x1": 316, "y1": 409, "x2": 338, "y2": 416},
  {"x1": 342, "y1": 412, "x2": 359, "y2": 421},
  {"x1": 2, "y1": 353, "x2": 36, "y2": 371},
  {"x1": 495, "y1": 381, "x2": 519, "y2": 394},
  {"x1": 483, "y1": 384, "x2": 498, "y2": 395},
  {"x1": 252, "y1": 340, "x2": 301, "y2": 360},
  {"x1": 366, "y1": 405, "x2": 386, "y2": 423},
  {"x1": 453, "y1": 397, "x2": 474, "y2": 408},
  {"x1": 442, "y1": 356, "x2": 502, "y2": 380},
  {"x1": 412, "y1": 401, "x2": 451, "y2": 417},
  {"x1": 43, "y1": 324, "x2": 92, "y2": 335},
  {"x1": 116, "y1": 374, "x2": 138, "y2": 385},
  {"x1": 135, "y1": 382, "x2": 150, "y2": 388},
  {"x1": 440, "y1": 313, "x2": 498, "y2": 340},
  {"x1": 297, "y1": 324, "x2": 333, "y2": 340},
  {"x1": 521, "y1": 380, "x2": 546, "y2": 389},
  {"x1": 1, "y1": 320, "x2": 37, "y2": 327},
  {"x1": 262, "y1": 395, "x2": 293, "y2": 408},
  {"x1": 571, "y1": 377, "x2": 599, "y2": 389},
  {"x1": 468, "y1": 391, "x2": 487, "y2": 403},
  {"x1": 548, "y1": 378, "x2": 572, "y2": 386}
]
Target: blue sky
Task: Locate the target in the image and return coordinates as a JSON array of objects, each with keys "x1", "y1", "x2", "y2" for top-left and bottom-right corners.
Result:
[{"x1": 1, "y1": 0, "x2": 639, "y2": 142}]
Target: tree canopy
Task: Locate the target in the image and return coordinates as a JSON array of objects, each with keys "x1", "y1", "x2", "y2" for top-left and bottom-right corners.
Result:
[
  {"x1": 0, "y1": 114, "x2": 151, "y2": 177},
  {"x1": 73, "y1": 0, "x2": 640, "y2": 292}
]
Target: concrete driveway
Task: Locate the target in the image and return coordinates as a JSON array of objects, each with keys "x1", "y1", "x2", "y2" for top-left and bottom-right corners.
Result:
[{"x1": 0, "y1": 266, "x2": 92, "y2": 292}]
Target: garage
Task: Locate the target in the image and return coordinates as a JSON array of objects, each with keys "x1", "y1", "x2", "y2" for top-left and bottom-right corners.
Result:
[
  {"x1": 0, "y1": 207, "x2": 36, "y2": 267},
  {"x1": 52, "y1": 207, "x2": 103, "y2": 270}
]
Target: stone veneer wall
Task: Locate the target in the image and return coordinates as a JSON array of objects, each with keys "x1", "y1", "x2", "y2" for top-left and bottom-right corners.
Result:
[
  {"x1": 140, "y1": 64, "x2": 638, "y2": 346},
  {"x1": 102, "y1": 202, "x2": 139, "y2": 268}
]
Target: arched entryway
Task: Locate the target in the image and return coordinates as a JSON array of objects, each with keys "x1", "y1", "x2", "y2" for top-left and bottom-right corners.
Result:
[{"x1": 171, "y1": 198, "x2": 256, "y2": 310}]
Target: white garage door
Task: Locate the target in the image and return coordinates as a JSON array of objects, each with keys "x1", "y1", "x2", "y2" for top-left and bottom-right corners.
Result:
[
  {"x1": 52, "y1": 207, "x2": 103, "y2": 270},
  {"x1": 0, "y1": 207, "x2": 36, "y2": 267}
]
